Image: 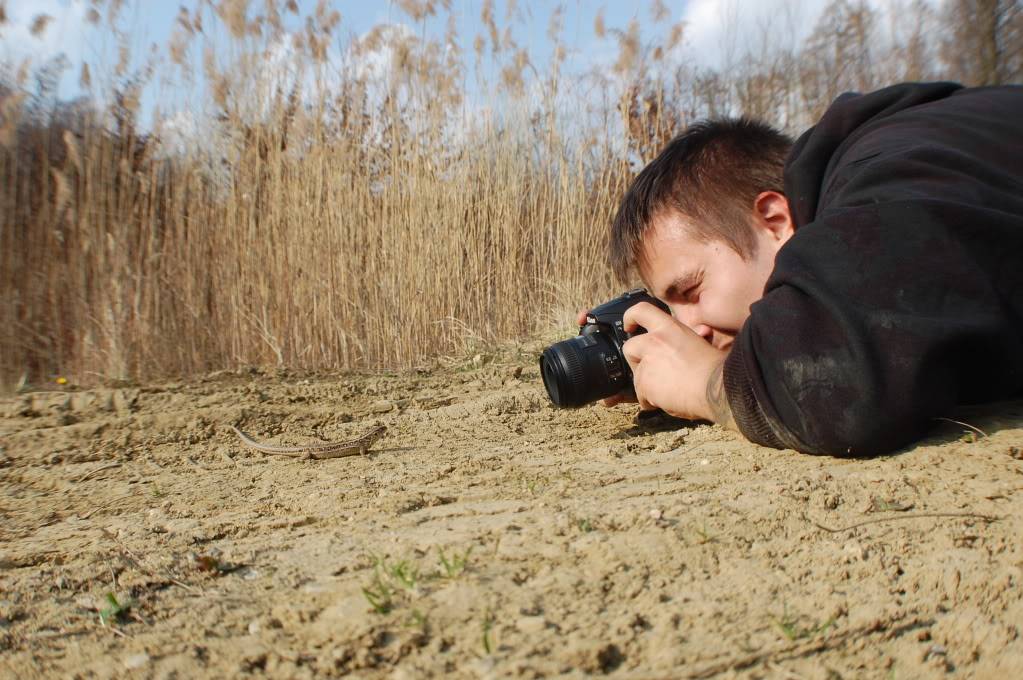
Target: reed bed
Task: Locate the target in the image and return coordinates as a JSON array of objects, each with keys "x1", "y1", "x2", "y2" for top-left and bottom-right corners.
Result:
[{"x1": 1, "y1": 0, "x2": 1019, "y2": 389}]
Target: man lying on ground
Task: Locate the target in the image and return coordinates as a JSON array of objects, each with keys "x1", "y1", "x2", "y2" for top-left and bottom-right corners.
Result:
[{"x1": 593, "y1": 81, "x2": 1023, "y2": 456}]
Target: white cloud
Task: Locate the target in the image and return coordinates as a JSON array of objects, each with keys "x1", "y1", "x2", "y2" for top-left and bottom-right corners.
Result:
[
  {"x1": 350, "y1": 23, "x2": 417, "y2": 83},
  {"x1": 0, "y1": 0, "x2": 91, "y2": 68},
  {"x1": 155, "y1": 108, "x2": 201, "y2": 157},
  {"x1": 674, "y1": 0, "x2": 943, "y2": 69},
  {"x1": 677, "y1": 0, "x2": 835, "y2": 69}
]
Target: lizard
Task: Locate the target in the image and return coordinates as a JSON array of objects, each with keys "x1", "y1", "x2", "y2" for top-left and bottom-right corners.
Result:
[{"x1": 231, "y1": 424, "x2": 386, "y2": 460}]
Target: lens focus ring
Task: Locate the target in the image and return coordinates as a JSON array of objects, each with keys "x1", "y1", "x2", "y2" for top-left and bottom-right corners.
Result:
[
  {"x1": 557, "y1": 341, "x2": 586, "y2": 406},
  {"x1": 540, "y1": 332, "x2": 621, "y2": 408}
]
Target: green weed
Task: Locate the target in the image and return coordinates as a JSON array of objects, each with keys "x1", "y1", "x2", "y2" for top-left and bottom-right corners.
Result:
[
  {"x1": 405, "y1": 608, "x2": 428, "y2": 632},
  {"x1": 694, "y1": 522, "x2": 717, "y2": 544},
  {"x1": 362, "y1": 555, "x2": 400, "y2": 614},
  {"x1": 361, "y1": 553, "x2": 428, "y2": 614},
  {"x1": 98, "y1": 592, "x2": 133, "y2": 625},
  {"x1": 387, "y1": 559, "x2": 419, "y2": 591},
  {"x1": 521, "y1": 474, "x2": 547, "y2": 495},
  {"x1": 437, "y1": 546, "x2": 472, "y2": 579},
  {"x1": 362, "y1": 570, "x2": 395, "y2": 615},
  {"x1": 772, "y1": 603, "x2": 835, "y2": 641},
  {"x1": 363, "y1": 546, "x2": 473, "y2": 616},
  {"x1": 482, "y1": 609, "x2": 495, "y2": 655}
]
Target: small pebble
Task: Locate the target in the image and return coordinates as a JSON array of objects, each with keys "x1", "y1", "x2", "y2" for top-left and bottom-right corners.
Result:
[
  {"x1": 515, "y1": 616, "x2": 546, "y2": 634},
  {"x1": 123, "y1": 653, "x2": 150, "y2": 669},
  {"x1": 240, "y1": 567, "x2": 261, "y2": 581},
  {"x1": 649, "y1": 509, "x2": 663, "y2": 520}
]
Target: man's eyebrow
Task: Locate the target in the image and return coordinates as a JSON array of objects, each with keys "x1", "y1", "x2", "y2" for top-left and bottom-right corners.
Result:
[{"x1": 663, "y1": 273, "x2": 700, "y2": 299}]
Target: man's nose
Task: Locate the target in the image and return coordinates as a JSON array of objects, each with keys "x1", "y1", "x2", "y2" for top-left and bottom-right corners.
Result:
[{"x1": 671, "y1": 305, "x2": 713, "y2": 341}]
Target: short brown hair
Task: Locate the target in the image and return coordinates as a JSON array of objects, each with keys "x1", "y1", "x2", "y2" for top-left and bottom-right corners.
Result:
[{"x1": 609, "y1": 117, "x2": 793, "y2": 283}]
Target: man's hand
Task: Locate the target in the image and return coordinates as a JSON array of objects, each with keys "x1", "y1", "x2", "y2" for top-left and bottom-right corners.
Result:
[{"x1": 619, "y1": 302, "x2": 735, "y2": 428}]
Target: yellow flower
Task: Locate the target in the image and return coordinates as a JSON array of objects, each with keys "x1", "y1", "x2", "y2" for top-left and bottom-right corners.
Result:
[{"x1": 56, "y1": 377, "x2": 68, "y2": 385}]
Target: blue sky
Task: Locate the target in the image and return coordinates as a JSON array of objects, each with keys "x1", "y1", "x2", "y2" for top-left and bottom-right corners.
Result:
[
  {"x1": 0, "y1": 1, "x2": 847, "y2": 83},
  {"x1": 1, "y1": 1, "x2": 674, "y2": 76},
  {"x1": 1, "y1": 0, "x2": 869, "y2": 132}
]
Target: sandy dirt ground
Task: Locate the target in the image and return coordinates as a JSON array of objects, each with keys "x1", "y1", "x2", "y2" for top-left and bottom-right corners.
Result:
[{"x1": 2, "y1": 345, "x2": 1023, "y2": 679}]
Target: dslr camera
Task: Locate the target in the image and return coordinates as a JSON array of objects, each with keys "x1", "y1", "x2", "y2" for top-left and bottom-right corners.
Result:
[{"x1": 540, "y1": 288, "x2": 669, "y2": 408}]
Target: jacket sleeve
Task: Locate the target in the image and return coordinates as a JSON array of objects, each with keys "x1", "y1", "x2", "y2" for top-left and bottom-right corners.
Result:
[{"x1": 723, "y1": 192, "x2": 1023, "y2": 456}]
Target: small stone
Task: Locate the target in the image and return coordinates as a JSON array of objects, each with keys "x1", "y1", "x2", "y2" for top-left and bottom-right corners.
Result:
[
  {"x1": 74, "y1": 596, "x2": 99, "y2": 611},
  {"x1": 248, "y1": 619, "x2": 262, "y2": 635},
  {"x1": 606, "y1": 443, "x2": 628, "y2": 458},
  {"x1": 699, "y1": 458, "x2": 710, "y2": 466},
  {"x1": 649, "y1": 509, "x2": 663, "y2": 520},
  {"x1": 123, "y1": 653, "x2": 150, "y2": 669},
  {"x1": 843, "y1": 540, "x2": 868, "y2": 561},
  {"x1": 112, "y1": 389, "x2": 138, "y2": 414},
  {"x1": 239, "y1": 567, "x2": 261, "y2": 581},
  {"x1": 654, "y1": 432, "x2": 687, "y2": 453},
  {"x1": 162, "y1": 519, "x2": 200, "y2": 536},
  {"x1": 515, "y1": 616, "x2": 547, "y2": 635},
  {"x1": 390, "y1": 668, "x2": 417, "y2": 680},
  {"x1": 300, "y1": 581, "x2": 330, "y2": 594}
]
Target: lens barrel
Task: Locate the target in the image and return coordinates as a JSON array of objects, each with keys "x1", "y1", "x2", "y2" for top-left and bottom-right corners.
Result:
[{"x1": 540, "y1": 332, "x2": 629, "y2": 408}]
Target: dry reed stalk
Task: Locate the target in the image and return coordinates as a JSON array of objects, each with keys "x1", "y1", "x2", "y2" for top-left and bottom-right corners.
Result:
[{"x1": 0, "y1": 0, "x2": 1012, "y2": 390}]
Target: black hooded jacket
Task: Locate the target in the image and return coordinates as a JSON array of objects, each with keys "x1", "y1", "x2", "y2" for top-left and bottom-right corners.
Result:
[{"x1": 722, "y1": 82, "x2": 1023, "y2": 456}]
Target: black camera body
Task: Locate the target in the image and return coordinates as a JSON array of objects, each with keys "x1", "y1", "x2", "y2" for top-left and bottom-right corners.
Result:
[{"x1": 540, "y1": 288, "x2": 670, "y2": 408}]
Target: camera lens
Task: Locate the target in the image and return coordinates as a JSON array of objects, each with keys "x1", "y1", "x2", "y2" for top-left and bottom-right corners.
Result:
[{"x1": 540, "y1": 332, "x2": 630, "y2": 408}]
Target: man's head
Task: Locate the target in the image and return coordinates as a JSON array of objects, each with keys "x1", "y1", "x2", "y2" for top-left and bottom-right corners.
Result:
[{"x1": 610, "y1": 117, "x2": 795, "y2": 350}]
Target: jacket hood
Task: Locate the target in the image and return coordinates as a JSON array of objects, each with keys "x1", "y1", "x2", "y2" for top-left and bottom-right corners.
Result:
[{"x1": 784, "y1": 81, "x2": 964, "y2": 227}]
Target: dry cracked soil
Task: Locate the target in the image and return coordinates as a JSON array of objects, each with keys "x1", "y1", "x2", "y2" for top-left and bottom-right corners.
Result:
[{"x1": 2, "y1": 346, "x2": 1022, "y2": 679}]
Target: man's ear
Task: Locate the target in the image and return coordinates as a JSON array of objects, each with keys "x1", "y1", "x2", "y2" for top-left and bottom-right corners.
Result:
[{"x1": 752, "y1": 191, "x2": 795, "y2": 243}]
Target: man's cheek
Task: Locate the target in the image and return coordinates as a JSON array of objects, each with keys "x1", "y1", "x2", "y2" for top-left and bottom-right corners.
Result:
[{"x1": 704, "y1": 298, "x2": 742, "y2": 334}]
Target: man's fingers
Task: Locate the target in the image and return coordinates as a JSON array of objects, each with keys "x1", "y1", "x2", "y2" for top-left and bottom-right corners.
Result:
[
  {"x1": 575, "y1": 308, "x2": 589, "y2": 326},
  {"x1": 629, "y1": 361, "x2": 656, "y2": 410},
  {"x1": 621, "y1": 332, "x2": 653, "y2": 368},
  {"x1": 623, "y1": 301, "x2": 674, "y2": 334},
  {"x1": 601, "y1": 392, "x2": 637, "y2": 407}
]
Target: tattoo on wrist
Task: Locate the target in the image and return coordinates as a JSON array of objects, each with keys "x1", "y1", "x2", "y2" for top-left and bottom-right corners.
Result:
[{"x1": 705, "y1": 359, "x2": 736, "y2": 431}]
